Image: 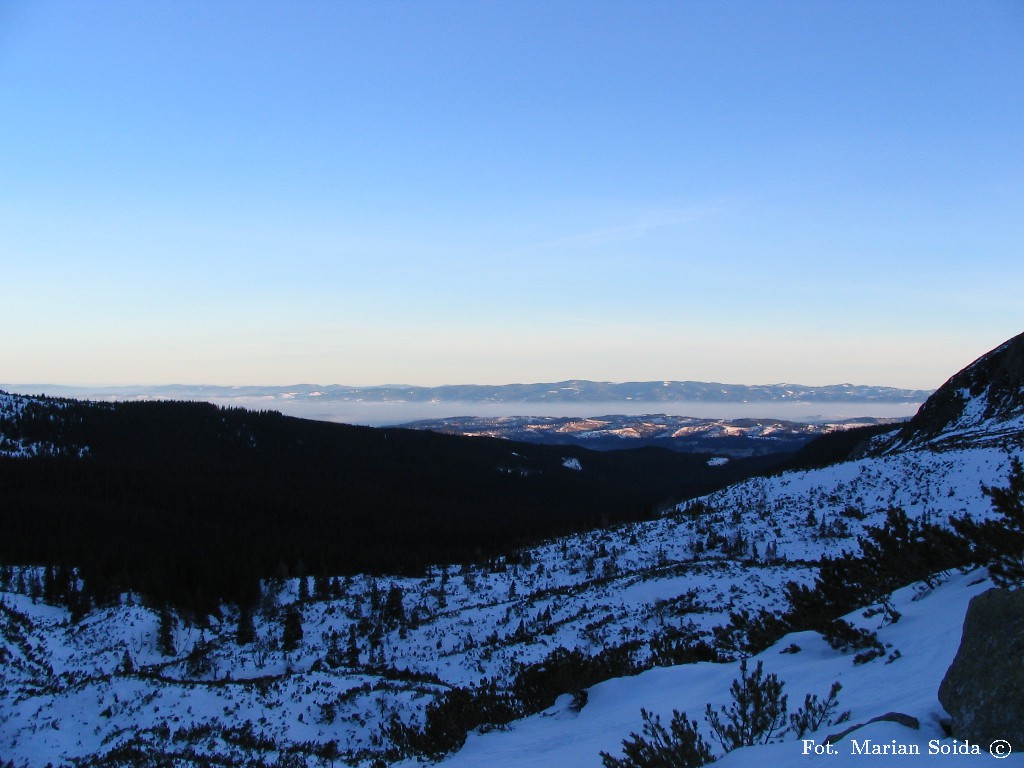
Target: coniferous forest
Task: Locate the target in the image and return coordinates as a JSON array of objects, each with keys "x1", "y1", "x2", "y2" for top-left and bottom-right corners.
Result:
[{"x1": 0, "y1": 396, "x2": 803, "y2": 615}]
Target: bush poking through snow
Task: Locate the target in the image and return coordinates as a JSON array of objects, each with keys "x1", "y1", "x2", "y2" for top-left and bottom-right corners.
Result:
[
  {"x1": 387, "y1": 681, "x2": 521, "y2": 759},
  {"x1": 712, "y1": 609, "x2": 789, "y2": 656},
  {"x1": 513, "y1": 644, "x2": 642, "y2": 713},
  {"x1": 789, "y1": 681, "x2": 849, "y2": 738},
  {"x1": 819, "y1": 619, "x2": 886, "y2": 664},
  {"x1": 600, "y1": 708, "x2": 714, "y2": 768},
  {"x1": 705, "y1": 659, "x2": 788, "y2": 751},
  {"x1": 603, "y1": 662, "x2": 837, "y2": 765},
  {"x1": 604, "y1": 670, "x2": 850, "y2": 766},
  {"x1": 783, "y1": 507, "x2": 972, "y2": 635}
]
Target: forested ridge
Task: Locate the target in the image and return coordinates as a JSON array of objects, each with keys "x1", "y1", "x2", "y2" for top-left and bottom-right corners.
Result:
[{"x1": 0, "y1": 395, "x2": 787, "y2": 614}]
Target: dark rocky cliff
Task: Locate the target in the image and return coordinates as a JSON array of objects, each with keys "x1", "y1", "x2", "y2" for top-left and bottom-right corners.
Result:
[{"x1": 880, "y1": 332, "x2": 1024, "y2": 450}]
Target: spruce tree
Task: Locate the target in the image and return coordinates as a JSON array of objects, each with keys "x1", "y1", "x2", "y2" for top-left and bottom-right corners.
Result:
[
  {"x1": 314, "y1": 573, "x2": 329, "y2": 601},
  {"x1": 157, "y1": 606, "x2": 176, "y2": 656},
  {"x1": 383, "y1": 584, "x2": 406, "y2": 626},
  {"x1": 282, "y1": 605, "x2": 304, "y2": 651},
  {"x1": 236, "y1": 605, "x2": 256, "y2": 646}
]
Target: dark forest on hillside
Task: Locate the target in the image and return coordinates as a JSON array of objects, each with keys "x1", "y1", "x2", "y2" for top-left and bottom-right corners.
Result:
[
  {"x1": 780, "y1": 421, "x2": 900, "y2": 471},
  {"x1": 0, "y1": 397, "x2": 791, "y2": 615}
]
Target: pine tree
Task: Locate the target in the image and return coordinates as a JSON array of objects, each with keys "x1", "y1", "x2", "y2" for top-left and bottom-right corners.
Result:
[
  {"x1": 314, "y1": 573, "x2": 329, "y2": 601},
  {"x1": 600, "y1": 708, "x2": 713, "y2": 768},
  {"x1": 68, "y1": 586, "x2": 90, "y2": 623},
  {"x1": 346, "y1": 625, "x2": 361, "y2": 667},
  {"x1": 236, "y1": 605, "x2": 256, "y2": 646},
  {"x1": 43, "y1": 565, "x2": 59, "y2": 604},
  {"x1": 368, "y1": 579, "x2": 382, "y2": 613},
  {"x1": 704, "y1": 659, "x2": 788, "y2": 751},
  {"x1": 325, "y1": 631, "x2": 345, "y2": 668},
  {"x1": 27, "y1": 571, "x2": 42, "y2": 602},
  {"x1": 789, "y1": 681, "x2": 849, "y2": 738},
  {"x1": 383, "y1": 584, "x2": 406, "y2": 626},
  {"x1": 157, "y1": 606, "x2": 176, "y2": 656},
  {"x1": 186, "y1": 636, "x2": 214, "y2": 678},
  {"x1": 953, "y1": 457, "x2": 1024, "y2": 587},
  {"x1": 282, "y1": 605, "x2": 304, "y2": 651}
]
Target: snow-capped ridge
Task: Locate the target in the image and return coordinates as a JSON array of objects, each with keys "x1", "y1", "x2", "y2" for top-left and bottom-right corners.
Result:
[{"x1": 875, "y1": 331, "x2": 1024, "y2": 453}]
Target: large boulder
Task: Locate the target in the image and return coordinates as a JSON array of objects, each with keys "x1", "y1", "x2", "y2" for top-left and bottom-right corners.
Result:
[{"x1": 938, "y1": 588, "x2": 1024, "y2": 749}]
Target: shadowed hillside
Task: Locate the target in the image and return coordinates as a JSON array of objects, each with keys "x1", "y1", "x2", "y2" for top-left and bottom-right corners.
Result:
[{"x1": 0, "y1": 395, "x2": 784, "y2": 614}]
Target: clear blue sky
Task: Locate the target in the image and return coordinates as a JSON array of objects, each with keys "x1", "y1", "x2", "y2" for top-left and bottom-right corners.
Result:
[{"x1": 2, "y1": 0, "x2": 1022, "y2": 388}]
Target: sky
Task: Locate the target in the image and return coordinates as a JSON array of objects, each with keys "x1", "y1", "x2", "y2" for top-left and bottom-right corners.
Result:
[{"x1": 1, "y1": 0, "x2": 1022, "y2": 389}]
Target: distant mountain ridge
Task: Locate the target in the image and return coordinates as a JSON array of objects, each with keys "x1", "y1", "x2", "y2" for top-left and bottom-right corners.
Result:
[{"x1": 3, "y1": 379, "x2": 932, "y2": 404}]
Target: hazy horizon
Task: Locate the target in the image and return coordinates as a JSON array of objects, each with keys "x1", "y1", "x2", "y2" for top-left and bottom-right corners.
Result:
[
  {"x1": 0, "y1": 389, "x2": 926, "y2": 428},
  {"x1": 205, "y1": 398, "x2": 925, "y2": 428},
  {"x1": 1, "y1": 380, "x2": 927, "y2": 427},
  {"x1": 1, "y1": 375, "x2": 935, "y2": 390},
  {"x1": 3, "y1": 2, "x2": 1021, "y2": 389}
]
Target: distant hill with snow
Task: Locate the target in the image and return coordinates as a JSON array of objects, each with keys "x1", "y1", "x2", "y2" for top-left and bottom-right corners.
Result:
[
  {"x1": 393, "y1": 413, "x2": 901, "y2": 455},
  {"x1": 3, "y1": 379, "x2": 931, "y2": 405}
]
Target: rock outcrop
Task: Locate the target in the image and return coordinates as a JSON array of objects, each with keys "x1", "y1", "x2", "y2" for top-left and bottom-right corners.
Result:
[
  {"x1": 881, "y1": 331, "x2": 1024, "y2": 451},
  {"x1": 938, "y1": 588, "x2": 1024, "y2": 750}
]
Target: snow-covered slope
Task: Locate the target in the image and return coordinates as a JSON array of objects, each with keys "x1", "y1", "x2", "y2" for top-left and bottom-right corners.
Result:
[
  {"x1": 430, "y1": 570, "x2": 1021, "y2": 767},
  {"x1": 2, "y1": 431, "x2": 1019, "y2": 765},
  {"x1": 0, "y1": 391, "x2": 89, "y2": 458},
  {"x1": 880, "y1": 330, "x2": 1024, "y2": 452},
  {"x1": 2, "y1": 334, "x2": 1024, "y2": 766}
]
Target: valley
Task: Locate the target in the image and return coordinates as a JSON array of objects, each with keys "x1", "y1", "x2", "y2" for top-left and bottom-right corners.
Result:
[
  {"x1": 1, "y1": 333, "x2": 1023, "y2": 766},
  {"x1": 6, "y1": 4, "x2": 1016, "y2": 766}
]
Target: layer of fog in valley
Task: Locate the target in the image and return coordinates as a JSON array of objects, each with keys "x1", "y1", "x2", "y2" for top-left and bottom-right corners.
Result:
[{"x1": 202, "y1": 397, "x2": 923, "y2": 427}]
